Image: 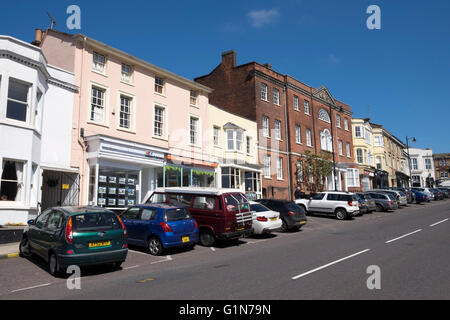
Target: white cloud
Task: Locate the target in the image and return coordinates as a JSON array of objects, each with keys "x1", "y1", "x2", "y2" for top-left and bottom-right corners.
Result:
[{"x1": 247, "y1": 9, "x2": 280, "y2": 28}]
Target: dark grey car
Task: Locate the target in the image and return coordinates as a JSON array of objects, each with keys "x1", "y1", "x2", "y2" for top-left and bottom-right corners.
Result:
[
  {"x1": 357, "y1": 193, "x2": 376, "y2": 212},
  {"x1": 366, "y1": 192, "x2": 397, "y2": 212},
  {"x1": 255, "y1": 199, "x2": 307, "y2": 232}
]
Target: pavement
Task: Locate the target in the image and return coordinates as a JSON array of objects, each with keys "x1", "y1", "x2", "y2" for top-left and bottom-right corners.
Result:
[
  {"x1": 0, "y1": 199, "x2": 448, "y2": 300},
  {"x1": 0, "y1": 242, "x2": 20, "y2": 259}
]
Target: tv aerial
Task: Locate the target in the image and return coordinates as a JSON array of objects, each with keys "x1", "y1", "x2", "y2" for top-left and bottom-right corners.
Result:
[{"x1": 47, "y1": 12, "x2": 56, "y2": 30}]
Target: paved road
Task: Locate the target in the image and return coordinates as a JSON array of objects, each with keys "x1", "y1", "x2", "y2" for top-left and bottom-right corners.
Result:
[{"x1": 0, "y1": 200, "x2": 449, "y2": 300}]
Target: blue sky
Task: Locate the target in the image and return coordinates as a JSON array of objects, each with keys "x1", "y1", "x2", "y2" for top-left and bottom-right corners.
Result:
[{"x1": 1, "y1": 0, "x2": 449, "y2": 152}]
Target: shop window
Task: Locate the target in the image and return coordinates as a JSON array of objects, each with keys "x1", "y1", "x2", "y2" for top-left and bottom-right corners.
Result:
[
  {"x1": 222, "y1": 167, "x2": 240, "y2": 189},
  {"x1": 0, "y1": 160, "x2": 25, "y2": 202},
  {"x1": 244, "y1": 172, "x2": 261, "y2": 194},
  {"x1": 96, "y1": 168, "x2": 138, "y2": 208}
]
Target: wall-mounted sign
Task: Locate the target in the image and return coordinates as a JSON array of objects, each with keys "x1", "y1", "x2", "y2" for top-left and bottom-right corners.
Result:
[{"x1": 145, "y1": 150, "x2": 165, "y2": 160}]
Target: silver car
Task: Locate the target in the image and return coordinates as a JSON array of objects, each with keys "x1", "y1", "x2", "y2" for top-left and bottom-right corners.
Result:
[{"x1": 375, "y1": 189, "x2": 407, "y2": 206}]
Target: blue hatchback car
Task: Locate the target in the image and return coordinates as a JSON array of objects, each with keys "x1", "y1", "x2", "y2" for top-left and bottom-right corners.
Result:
[
  {"x1": 120, "y1": 204, "x2": 199, "y2": 255},
  {"x1": 410, "y1": 189, "x2": 429, "y2": 204}
]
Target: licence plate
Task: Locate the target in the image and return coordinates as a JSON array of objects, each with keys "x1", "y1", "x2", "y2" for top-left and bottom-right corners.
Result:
[
  {"x1": 236, "y1": 227, "x2": 244, "y2": 231},
  {"x1": 300, "y1": 221, "x2": 307, "y2": 225},
  {"x1": 89, "y1": 241, "x2": 111, "y2": 248},
  {"x1": 182, "y1": 236, "x2": 190, "y2": 243},
  {"x1": 270, "y1": 217, "x2": 277, "y2": 221}
]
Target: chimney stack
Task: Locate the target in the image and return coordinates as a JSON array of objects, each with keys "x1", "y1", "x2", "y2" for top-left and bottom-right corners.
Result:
[
  {"x1": 263, "y1": 63, "x2": 272, "y2": 70},
  {"x1": 31, "y1": 28, "x2": 43, "y2": 46},
  {"x1": 221, "y1": 50, "x2": 236, "y2": 68}
]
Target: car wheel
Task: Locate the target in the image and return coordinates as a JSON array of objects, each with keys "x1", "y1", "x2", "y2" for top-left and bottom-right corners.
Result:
[
  {"x1": 112, "y1": 261, "x2": 123, "y2": 269},
  {"x1": 376, "y1": 204, "x2": 383, "y2": 212},
  {"x1": 148, "y1": 237, "x2": 164, "y2": 256},
  {"x1": 335, "y1": 209, "x2": 348, "y2": 220},
  {"x1": 291, "y1": 225, "x2": 302, "y2": 232},
  {"x1": 199, "y1": 230, "x2": 215, "y2": 247},
  {"x1": 48, "y1": 252, "x2": 61, "y2": 277},
  {"x1": 280, "y1": 219, "x2": 289, "y2": 232},
  {"x1": 19, "y1": 236, "x2": 32, "y2": 258}
]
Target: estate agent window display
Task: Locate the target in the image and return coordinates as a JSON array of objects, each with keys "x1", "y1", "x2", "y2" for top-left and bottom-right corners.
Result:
[{"x1": 96, "y1": 168, "x2": 139, "y2": 209}]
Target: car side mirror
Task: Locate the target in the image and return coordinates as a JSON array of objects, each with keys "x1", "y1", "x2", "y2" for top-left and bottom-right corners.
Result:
[{"x1": 27, "y1": 219, "x2": 35, "y2": 225}]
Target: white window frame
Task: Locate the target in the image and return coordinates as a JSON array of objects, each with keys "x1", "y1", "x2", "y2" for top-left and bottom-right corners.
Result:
[
  {"x1": 190, "y1": 115, "x2": 200, "y2": 146},
  {"x1": 261, "y1": 83, "x2": 268, "y2": 101},
  {"x1": 295, "y1": 125, "x2": 301, "y2": 144},
  {"x1": 346, "y1": 142, "x2": 351, "y2": 158},
  {"x1": 155, "y1": 76, "x2": 165, "y2": 95},
  {"x1": 338, "y1": 140, "x2": 343, "y2": 156},
  {"x1": 89, "y1": 83, "x2": 109, "y2": 126},
  {"x1": 336, "y1": 114, "x2": 341, "y2": 128},
  {"x1": 213, "y1": 126, "x2": 220, "y2": 147},
  {"x1": 274, "y1": 120, "x2": 282, "y2": 140},
  {"x1": 190, "y1": 90, "x2": 198, "y2": 106},
  {"x1": 92, "y1": 52, "x2": 106, "y2": 74},
  {"x1": 246, "y1": 136, "x2": 252, "y2": 155},
  {"x1": 293, "y1": 95, "x2": 299, "y2": 111},
  {"x1": 277, "y1": 157, "x2": 283, "y2": 180},
  {"x1": 273, "y1": 88, "x2": 280, "y2": 106},
  {"x1": 346, "y1": 168, "x2": 360, "y2": 187},
  {"x1": 304, "y1": 100, "x2": 310, "y2": 115},
  {"x1": 121, "y1": 63, "x2": 133, "y2": 83},
  {"x1": 306, "y1": 128, "x2": 312, "y2": 147},
  {"x1": 262, "y1": 116, "x2": 269, "y2": 137},
  {"x1": 0, "y1": 159, "x2": 26, "y2": 204},
  {"x1": 153, "y1": 104, "x2": 167, "y2": 139},
  {"x1": 6, "y1": 78, "x2": 31, "y2": 123},
  {"x1": 263, "y1": 155, "x2": 271, "y2": 178},
  {"x1": 118, "y1": 93, "x2": 134, "y2": 131},
  {"x1": 318, "y1": 109, "x2": 331, "y2": 123}
]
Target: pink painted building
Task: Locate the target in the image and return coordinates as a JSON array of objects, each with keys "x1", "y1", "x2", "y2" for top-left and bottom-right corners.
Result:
[{"x1": 37, "y1": 29, "x2": 217, "y2": 211}]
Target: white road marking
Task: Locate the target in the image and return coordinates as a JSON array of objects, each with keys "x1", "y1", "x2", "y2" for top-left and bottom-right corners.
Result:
[
  {"x1": 247, "y1": 239, "x2": 268, "y2": 244},
  {"x1": 292, "y1": 249, "x2": 371, "y2": 280},
  {"x1": 430, "y1": 219, "x2": 449, "y2": 227},
  {"x1": 11, "y1": 283, "x2": 52, "y2": 293},
  {"x1": 210, "y1": 247, "x2": 216, "y2": 252},
  {"x1": 129, "y1": 249, "x2": 149, "y2": 256},
  {"x1": 151, "y1": 256, "x2": 173, "y2": 265},
  {"x1": 123, "y1": 265, "x2": 140, "y2": 270},
  {"x1": 385, "y1": 229, "x2": 422, "y2": 244}
]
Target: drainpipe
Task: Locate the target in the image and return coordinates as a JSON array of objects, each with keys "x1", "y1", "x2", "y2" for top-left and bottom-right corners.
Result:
[
  {"x1": 283, "y1": 80, "x2": 292, "y2": 201},
  {"x1": 329, "y1": 105, "x2": 338, "y2": 191}
]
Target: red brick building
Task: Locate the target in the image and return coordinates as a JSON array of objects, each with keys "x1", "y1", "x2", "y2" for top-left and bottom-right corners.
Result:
[{"x1": 195, "y1": 51, "x2": 360, "y2": 200}]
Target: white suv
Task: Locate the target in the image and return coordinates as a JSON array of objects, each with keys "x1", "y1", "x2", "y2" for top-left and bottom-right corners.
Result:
[{"x1": 295, "y1": 192, "x2": 360, "y2": 220}]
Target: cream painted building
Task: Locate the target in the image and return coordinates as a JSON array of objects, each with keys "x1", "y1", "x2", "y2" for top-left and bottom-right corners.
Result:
[{"x1": 208, "y1": 105, "x2": 262, "y2": 200}]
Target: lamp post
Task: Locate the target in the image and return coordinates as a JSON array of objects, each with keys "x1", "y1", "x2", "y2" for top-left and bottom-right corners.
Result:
[{"x1": 405, "y1": 136, "x2": 416, "y2": 187}]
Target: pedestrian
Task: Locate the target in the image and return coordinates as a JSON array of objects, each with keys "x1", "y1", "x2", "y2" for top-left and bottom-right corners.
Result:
[{"x1": 294, "y1": 186, "x2": 306, "y2": 200}]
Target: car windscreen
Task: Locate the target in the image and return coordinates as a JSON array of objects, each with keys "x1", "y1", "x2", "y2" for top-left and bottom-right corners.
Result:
[
  {"x1": 250, "y1": 204, "x2": 270, "y2": 212},
  {"x1": 72, "y1": 212, "x2": 121, "y2": 232},
  {"x1": 364, "y1": 194, "x2": 373, "y2": 200},
  {"x1": 164, "y1": 208, "x2": 191, "y2": 222}
]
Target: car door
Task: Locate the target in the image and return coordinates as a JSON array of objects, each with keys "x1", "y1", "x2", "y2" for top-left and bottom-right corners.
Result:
[
  {"x1": 40, "y1": 210, "x2": 65, "y2": 260},
  {"x1": 324, "y1": 193, "x2": 339, "y2": 214},
  {"x1": 28, "y1": 209, "x2": 52, "y2": 258},
  {"x1": 308, "y1": 193, "x2": 326, "y2": 212},
  {"x1": 120, "y1": 207, "x2": 141, "y2": 245},
  {"x1": 133, "y1": 208, "x2": 158, "y2": 246}
]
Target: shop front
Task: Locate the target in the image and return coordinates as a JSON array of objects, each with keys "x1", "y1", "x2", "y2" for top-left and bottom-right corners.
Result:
[
  {"x1": 361, "y1": 169, "x2": 375, "y2": 191},
  {"x1": 85, "y1": 135, "x2": 167, "y2": 212},
  {"x1": 219, "y1": 164, "x2": 262, "y2": 200},
  {"x1": 396, "y1": 171, "x2": 410, "y2": 188},
  {"x1": 374, "y1": 169, "x2": 389, "y2": 189},
  {"x1": 154, "y1": 155, "x2": 217, "y2": 189}
]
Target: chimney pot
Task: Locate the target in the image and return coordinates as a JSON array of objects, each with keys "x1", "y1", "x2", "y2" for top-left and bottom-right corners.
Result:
[{"x1": 32, "y1": 28, "x2": 43, "y2": 46}]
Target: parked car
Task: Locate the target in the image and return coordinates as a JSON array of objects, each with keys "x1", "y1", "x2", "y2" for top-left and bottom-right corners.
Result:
[
  {"x1": 120, "y1": 204, "x2": 199, "y2": 256},
  {"x1": 354, "y1": 193, "x2": 368, "y2": 215},
  {"x1": 409, "y1": 189, "x2": 429, "y2": 204},
  {"x1": 356, "y1": 193, "x2": 376, "y2": 213},
  {"x1": 391, "y1": 187, "x2": 414, "y2": 204},
  {"x1": 19, "y1": 206, "x2": 128, "y2": 276},
  {"x1": 144, "y1": 188, "x2": 253, "y2": 247},
  {"x1": 430, "y1": 188, "x2": 444, "y2": 200},
  {"x1": 365, "y1": 192, "x2": 398, "y2": 212},
  {"x1": 254, "y1": 199, "x2": 307, "y2": 231},
  {"x1": 412, "y1": 188, "x2": 435, "y2": 201},
  {"x1": 295, "y1": 192, "x2": 359, "y2": 220},
  {"x1": 437, "y1": 188, "x2": 450, "y2": 198},
  {"x1": 374, "y1": 189, "x2": 407, "y2": 206},
  {"x1": 248, "y1": 201, "x2": 283, "y2": 235}
]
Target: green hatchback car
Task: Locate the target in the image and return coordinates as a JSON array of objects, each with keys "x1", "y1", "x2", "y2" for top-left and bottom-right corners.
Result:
[{"x1": 19, "y1": 206, "x2": 128, "y2": 276}]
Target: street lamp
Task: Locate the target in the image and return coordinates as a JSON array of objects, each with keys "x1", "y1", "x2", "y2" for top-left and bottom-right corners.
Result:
[{"x1": 405, "y1": 136, "x2": 416, "y2": 187}]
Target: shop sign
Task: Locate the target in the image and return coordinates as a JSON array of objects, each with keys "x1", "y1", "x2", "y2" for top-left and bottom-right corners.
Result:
[
  {"x1": 364, "y1": 170, "x2": 375, "y2": 177},
  {"x1": 145, "y1": 150, "x2": 165, "y2": 160}
]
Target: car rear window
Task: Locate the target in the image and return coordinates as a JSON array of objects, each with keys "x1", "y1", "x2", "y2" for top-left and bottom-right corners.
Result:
[
  {"x1": 224, "y1": 194, "x2": 250, "y2": 212},
  {"x1": 164, "y1": 208, "x2": 191, "y2": 222},
  {"x1": 285, "y1": 202, "x2": 302, "y2": 211},
  {"x1": 250, "y1": 204, "x2": 270, "y2": 212},
  {"x1": 72, "y1": 212, "x2": 121, "y2": 232}
]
